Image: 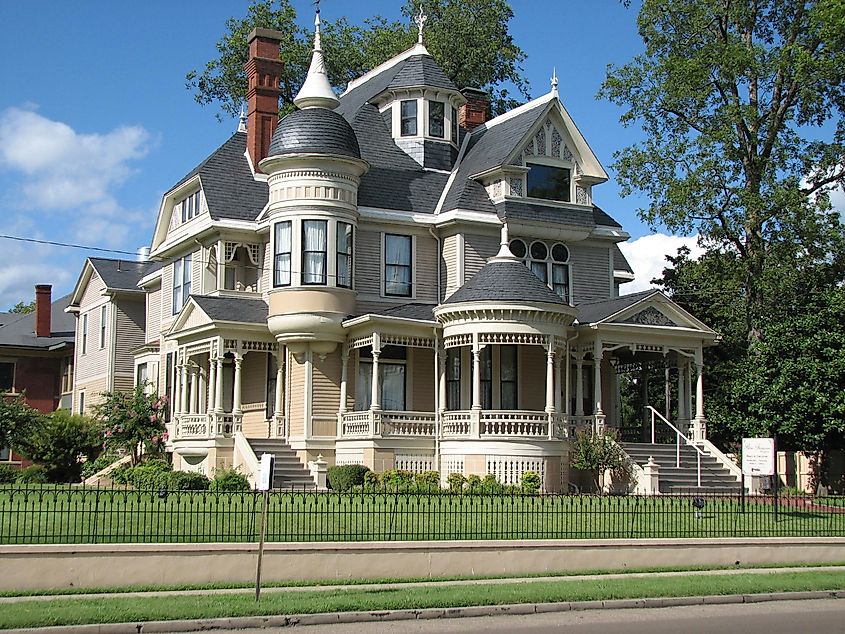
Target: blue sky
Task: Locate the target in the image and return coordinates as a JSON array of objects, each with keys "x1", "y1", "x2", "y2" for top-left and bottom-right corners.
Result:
[{"x1": 0, "y1": 1, "x2": 723, "y2": 308}]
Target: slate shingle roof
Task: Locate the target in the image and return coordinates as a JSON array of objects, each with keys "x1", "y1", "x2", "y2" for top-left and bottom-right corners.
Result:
[
  {"x1": 444, "y1": 259, "x2": 565, "y2": 305},
  {"x1": 170, "y1": 132, "x2": 269, "y2": 222},
  {"x1": 386, "y1": 55, "x2": 459, "y2": 92},
  {"x1": 377, "y1": 303, "x2": 436, "y2": 321},
  {"x1": 268, "y1": 108, "x2": 361, "y2": 159},
  {"x1": 593, "y1": 204, "x2": 622, "y2": 228},
  {"x1": 0, "y1": 294, "x2": 75, "y2": 350},
  {"x1": 89, "y1": 258, "x2": 159, "y2": 292},
  {"x1": 612, "y1": 244, "x2": 633, "y2": 273},
  {"x1": 441, "y1": 101, "x2": 549, "y2": 213},
  {"x1": 495, "y1": 200, "x2": 596, "y2": 227},
  {"x1": 575, "y1": 290, "x2": 658, "y2": 324},
  {"x1": 192, "y1": 295, "x2": 268, "y2": 325}
]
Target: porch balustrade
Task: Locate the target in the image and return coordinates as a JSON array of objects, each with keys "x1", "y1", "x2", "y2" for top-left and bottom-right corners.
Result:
[
  {"x1": 173, "y1": 412, "x2": 243, "y2": 440},
  {"x1": 340, "y1": 411, "x2": 436, "y2": 437}
]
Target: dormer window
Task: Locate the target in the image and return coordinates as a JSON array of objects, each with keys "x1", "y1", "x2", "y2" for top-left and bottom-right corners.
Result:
[
  {"x1": 401, "y1": 100, "x2": 418, "y2": 136},
  {"x1": 527, "y1": 164, "x2": 571, "y2": 202},
  {"x1": 180, "y1": 190, "x2": 202, "y2": 223},
  {"x1": 429, "y1": 101, "x2": 445, "y2": 138}
]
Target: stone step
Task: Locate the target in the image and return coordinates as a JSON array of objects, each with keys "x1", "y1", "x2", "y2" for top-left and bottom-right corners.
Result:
[{"x1": 246, "y1": 437, "x2": 315, "y2": 490}]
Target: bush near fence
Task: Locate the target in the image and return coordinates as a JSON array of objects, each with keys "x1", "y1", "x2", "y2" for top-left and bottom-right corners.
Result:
[{"x1": 0, "y1": 484, "x2": 842, "y2": 545}]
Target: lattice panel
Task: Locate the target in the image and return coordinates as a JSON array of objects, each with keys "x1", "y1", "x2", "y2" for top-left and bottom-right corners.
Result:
[
  {"x1": 395, "y1": 454, "x2": 435, "y2": 474},
  {"x1": 443, "y1": 334, "x2": 472, "y2": 349},
  {"x1": 551, "y1": 128, "x2": 562, "y2": 158},
  {"x1": 242, "y1": 341, "x2": 277, "y2": 352},
  {"x1": 349, "y1": 336, "x2": 374, "y2": 349},
  {"x1": 479, "y1": 333, "x2": 547, "y2": 346},
  {"x1": 335, "y1": 452, "x2": 365, "y2": 466},
  {"x1": 381, "y1": 335, "x2": 435, "y2": 349},
  {"x1": 442, "y1": 456, "x2": 465, "y2": 476},
  {"x1": 509, "y1": 178, "x2": 524, "y2": 197},
  {"x1": 535, "y1": 127, "x2": 547, "y2": 156}
]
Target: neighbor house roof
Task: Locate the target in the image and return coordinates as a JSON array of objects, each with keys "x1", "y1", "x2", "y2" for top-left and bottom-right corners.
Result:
[
  {"x1": 89, "y1": 258, "x2": 160, "y2": 292},
  {"x1": 444, "y1": 259, "x2": 565, "y2": 305},
  {"x1": 170, "y1": 132, "x2": 269, "y2": 222},
  {"x1": 612, "y1": 244, "x2": 633, "y2": 273},
  {"x1": 0, "y1": 294, "x2": 75, "y2": 350}
]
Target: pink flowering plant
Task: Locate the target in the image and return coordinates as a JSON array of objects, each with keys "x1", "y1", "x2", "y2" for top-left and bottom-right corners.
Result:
[{"x1": 93, "y1": 384, "x2": 168, "y2": 465}]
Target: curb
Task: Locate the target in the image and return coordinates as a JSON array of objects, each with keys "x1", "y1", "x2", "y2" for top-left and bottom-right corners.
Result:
[{"x1": 4, "y1": 589, "x2": 844, "y2": 633}]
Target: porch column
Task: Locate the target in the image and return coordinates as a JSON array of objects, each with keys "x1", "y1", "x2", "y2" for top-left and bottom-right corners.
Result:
[
  {"x1": 370, "y1": 333, "x2": 381, "y2": 410},
  {"x1": 207, "y1": 355, "x2": 217, "y2": 413},
  {"x1": 274, "y1": 349, "x2": 285, "y2": 437},
  {"x1": 233, "y1": 353, "x2": 243, "y2": 416},
  {"x1": 575, "y1": 358, "x2": 584, "y2": 417},
  {"x1": 338, "y1": 345, "x2": 348, "y2": 415},
  {"x1": 189, "y1": 367, "x2": 198, "y2": 414},
  {"x1": 684, "y1": 359, "x2": 693, "y2": 427},
  {"x1": 677, "y1": 360, "x2": 687, "y2": 422},
  {"x1": 593, "y1": 340, "x2": 605, "y2": 433},
  {"x1": 437, "y1": 347, "x2": 447, "y2": 413},
  {"x1": 180, "y1": 358, "x2": 189, "y2": 415},
  {"x1": 215, "y1": 356, "x2": 225, "y2": 413},
  {"x1": 172, "y1": 357, "x2": 181, "y2": 416},
  {"x1": 545, "y1": 339, "x2": 556, "y2": 415},
  {"x1": 693, "y1": 346, "x2": 707, "y2": 442},
  {"x1": 471, "y1": 337, "x2": 482, "y2": 410},
  {"x1": 554, "y1": 352, "x2": 563, "y2": 415},
  {"x1": 198, "y1": 366, "x2": 207, "y2": 414}
]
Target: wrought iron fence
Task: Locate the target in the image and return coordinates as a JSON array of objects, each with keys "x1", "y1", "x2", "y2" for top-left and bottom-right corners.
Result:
[{"x1": 0, "y1": 484, "x2": 842, "y2": 545}]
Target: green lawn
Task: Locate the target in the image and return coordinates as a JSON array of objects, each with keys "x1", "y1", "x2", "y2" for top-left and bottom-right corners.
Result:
[
  {"x1": 0, "y1": 486, "x2": 842, "y2": 544},
  {"x1": 0, "y1": 569, "x2": 842, "y2": 630}
]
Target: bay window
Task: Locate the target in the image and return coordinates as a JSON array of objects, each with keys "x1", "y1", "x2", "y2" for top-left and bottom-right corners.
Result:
[
  {"x1": 336, "y1": 222, "x2": 353, "y2": 288},
  {"x1": 302, "y1": 220, "x2": 327, "y2": 285},
  {"x1": 500, "y1": 345, "x2": 518, "y2": 409},
  {"x1": 384, "y1": 234, "x2": 412, "y2": 297},
  {"x1": 273, "y1": 221, "x2": 292, "y2": 287},
  {"x1": 446, "y1": 348, "x2": 461, "y2": 410}
]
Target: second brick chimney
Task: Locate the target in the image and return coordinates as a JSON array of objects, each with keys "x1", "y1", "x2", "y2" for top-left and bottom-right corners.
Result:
[
  {"x1": 244, "y1": 27, "x2": 285, "y2": 170},
  {"x1": 34, "y1": 284, "x2": 52, "y2": 338},
  {"x1": 459, "y1": 87, "x2": 489, "y2": 131}
]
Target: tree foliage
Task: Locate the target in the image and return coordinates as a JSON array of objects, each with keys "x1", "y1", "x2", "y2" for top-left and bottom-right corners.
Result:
[
  {"x1": 601, "y1": 0, "x2": 845, "y2": 344},
  {"x1": 93, "y1": 385, "x2": 168, "y2": 466},
  {"x1": 0, "y1": 393, "x2": 42, "y2": 452},
  {"x1": 13, "y1": 410, "x2": 103, "y2": 483},
  {"x1": 186, "y1": 0, "x2": 529, "y2": 119},
  {"x1": 570, "y1": 428, "x2": 630, "y2": 492},
  {"x1": 8, "y1": 301, "x2": 34, "y2": 314}
]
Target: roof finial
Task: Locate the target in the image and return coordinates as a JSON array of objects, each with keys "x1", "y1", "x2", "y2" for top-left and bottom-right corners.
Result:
[
  {"x1": 415, "y1": 4, "x2": 428, "y2": 45},
  {"x1": 492, "y1": 222, "x2": 518, "y2": 261},
  {"x1": 237, "y1": 103, "x2": 247, "y2": 132},
  {"x1": 293, "y1": 2, "x2": 339, "y2": 110},
  {"x1": 551, "y1": 67, "x2": 559, "y2": 96}
]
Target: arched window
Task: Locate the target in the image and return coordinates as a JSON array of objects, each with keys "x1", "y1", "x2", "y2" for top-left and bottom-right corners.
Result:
[{"x1": 508, "y1": 239, "x2": 570, "y2": 302}]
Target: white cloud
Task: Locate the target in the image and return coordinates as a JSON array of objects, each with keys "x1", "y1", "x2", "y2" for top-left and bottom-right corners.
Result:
[
  {"x1": 0, "y1": 106, "x2": 151, "y2": 211},
  {"x1": 618, "y1": 233, "x2": 703, "y2": 294}
]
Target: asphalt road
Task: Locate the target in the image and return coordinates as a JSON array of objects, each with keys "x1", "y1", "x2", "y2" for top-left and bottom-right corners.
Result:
[{"x1": 207, "y1": 599, "x2": 845, "y2": 634}]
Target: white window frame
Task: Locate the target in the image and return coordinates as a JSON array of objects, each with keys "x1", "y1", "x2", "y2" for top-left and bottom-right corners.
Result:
[
  {"x1": 525, "y1": 157, "x2": 575, "y2": 203},
  {"x1": 81, "y1": 312, "x2": 88, "y2": 355},
  {"x1": 99, "y1": 305, "x2": 108, "y2": 350},
  {"x1": 273, "y1": 221, "x2": 292, "y2": 288},
  {"x1": 400, "y1": 99, "x2": 418, "y2": 137},
  {"x1": 172, "y1": 254, "x2": 192, "y2": 315},
  {"x1": 179, "y1": 190, "x2": 202, "y2": 224},
  {"x1": 301, "y1": 219, "x2": 328, "y2": 286},
  {"x1": 428, "y1": 100, "x2": 445, "y2": 139},
  {"x1": 509, "y1": 238, "x2": 573, "y2": 304},
  {"x1": 382, "y1": 233, "x2": 414, "y2": 298},
  {"x1": 78, "y1": 391, "x2": 86, "y2": 416},
  {"x1": 336, "y1": 221, "x2": 353, "y2": 289}
]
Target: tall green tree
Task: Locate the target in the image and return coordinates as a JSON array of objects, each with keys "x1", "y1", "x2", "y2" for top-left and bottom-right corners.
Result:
[
  {"x1": 8, "y1": 301, "x2": 34, "y2": 314},
  {"x1": 186, "y1": 0, "x2": 529, "y2": 119},
  {"x1": 13, "y1": 410, "x2": 103, "y2": 483},
  {"x1": 601, "y1": 0, "x2": 845, "y2": 344}
]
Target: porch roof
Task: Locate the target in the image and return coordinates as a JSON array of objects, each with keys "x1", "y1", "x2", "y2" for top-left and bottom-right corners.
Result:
[
  {"x1": 575, "y1": 290, "x2": 658, "y2": 324},
  {"x1": 191, "y1": 295, "x2": 268, "y2": 324}
]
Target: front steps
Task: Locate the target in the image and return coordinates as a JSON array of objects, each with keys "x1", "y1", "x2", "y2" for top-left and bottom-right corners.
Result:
[
  {"x1": 621, "y1": 442, "x2": 742, "y2": 494},
  {"x1": 246, "y1": 438, "x2": 317, "y2": 490}
]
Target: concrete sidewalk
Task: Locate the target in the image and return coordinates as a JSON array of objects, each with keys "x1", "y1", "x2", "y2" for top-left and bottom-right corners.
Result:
[{"x1": 2, "y1": 565, "x2": 844, "y2": 604}]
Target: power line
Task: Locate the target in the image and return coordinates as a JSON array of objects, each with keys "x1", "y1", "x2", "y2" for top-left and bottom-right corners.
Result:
[{"x1": 0, "y1": 234, "x2": 141, "y2": 257}]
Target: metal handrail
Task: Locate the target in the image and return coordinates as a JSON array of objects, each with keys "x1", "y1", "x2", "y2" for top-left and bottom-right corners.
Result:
[{"x1": 646, "y1": 405, "x2": 705, "y2": 488}]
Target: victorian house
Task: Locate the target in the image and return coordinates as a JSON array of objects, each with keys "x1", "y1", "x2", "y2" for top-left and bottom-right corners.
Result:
[{"x1": 69, "y1": 11, "x2": 721, "y2": 492}]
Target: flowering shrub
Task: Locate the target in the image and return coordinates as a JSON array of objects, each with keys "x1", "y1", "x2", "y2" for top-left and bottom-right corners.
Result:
[{"x1": 93, "y1": 384, "x2": 168, "y2": 466}]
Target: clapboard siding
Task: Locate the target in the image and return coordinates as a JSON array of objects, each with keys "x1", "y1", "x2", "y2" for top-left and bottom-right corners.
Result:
[
  {"x1": 261, "y1": 237, "x2": 272, "y2": 298},
  {"x1": 411, "y1": 348, "x2": 435, "y2": 411},
  {"x1": 464, "y1": 233, "x2": 498, "y2": 282},
  {"x1": 442, "y1": 234, "x2": 460, "y2": 298},
  {"x1": 146, "y1": 286, "x2": 161, "y2": 344},
  {"x1": 81, "y1": 272, "x2": 106, "y2": 305},
  {"x1": 115, "y1": 299, "x2": 146, "y2": 375},
  {"x1": 241, "y1": 352, "x2": 267, "y2": 408},
  {"x1": 312, "y1": 350, "x2": 342, "y2": 418},
  {"x1": 569, "y1": 243, "x2": 612, "y2": 303},
  {"x1": 519, "y1": 346, "x2": 545, "y2": 411},
  {"x1": 354, "y1": 229, "x2": 381, "y2": 296},
  {"x1": 160, "y1": 263, "x2": 175, "y2": 332}
]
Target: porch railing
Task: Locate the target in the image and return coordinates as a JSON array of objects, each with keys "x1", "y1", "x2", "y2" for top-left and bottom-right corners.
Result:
[
  {"x1": 340, "y1": 411, "x2": 436, "y2": 438},
  {"x1": 647, "y1": 405, "x2": 705, "y2": 488},
  {"x1": 441, "y1": 410, "x2": 567, "y2": 440},
  {"x1": 173, "y1": 413, "x2": 243, "y2": 440}
]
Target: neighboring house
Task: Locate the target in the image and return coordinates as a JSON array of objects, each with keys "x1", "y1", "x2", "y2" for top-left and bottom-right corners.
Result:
[
  {"x1": 66, "y1": 258, "x2": 158, "y2": 415},
  {"x1": 72, "y1": 14, "x2": 718, "y2": 491},
  {"x1": 0, "y1": 285, "x2": 75, "y2": 467}
]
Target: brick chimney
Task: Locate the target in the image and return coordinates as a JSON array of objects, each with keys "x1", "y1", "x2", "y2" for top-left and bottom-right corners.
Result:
[
  {"x1": 244, "y1": 27, "x2": 285, "y2": 170},
  {"x1": 34, "y1": 284, "x2": 52, "y2": 338},
  {"x1": 459, "y1": 87, "x2": 489, "y2": 131}
]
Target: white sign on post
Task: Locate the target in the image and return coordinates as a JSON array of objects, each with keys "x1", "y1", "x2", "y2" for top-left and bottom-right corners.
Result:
[
  {"x1": 257, "y1": 453, "x2": 275, "y2": 491},
  {"x1": 742, "y1": 437, "x2": 775, "y2": 476}
]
